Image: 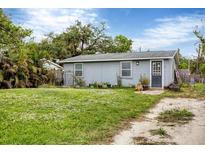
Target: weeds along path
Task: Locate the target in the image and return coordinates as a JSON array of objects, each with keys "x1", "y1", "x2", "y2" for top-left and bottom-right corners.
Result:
[{"x1": 112, "y1": 98, "x2": 205, "y2": 145}]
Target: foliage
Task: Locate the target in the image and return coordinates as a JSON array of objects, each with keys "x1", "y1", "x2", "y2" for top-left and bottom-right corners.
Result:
[
  {"x1": 139, "y1": 74, "x2": 149, "y2": 85},
  {"x1": 163, "y1": 83, "x2": 205, "y2": 99},
  {"x1": 157, "y1": 109, "x2": 194, "y2": 123},
  {"x1": 74, "y1": 76, "x2": 86, "y2": 87},
  {"x1": 113, "y1": 35, "x2": 133, "y2": 53},
  {"x1": 193, "y1": 22, "x2": 205, "y2": 75},
  {"x1": 0, "y1": 10, "x2": 59, "y2": 89},
  {"x1": 0, "y1": 9, "x2": 133, "y2": 89},
  {"x1": 178, "y1": 53, "x2": 189, "y2": 69},
  {"x1": 178, "y1": 54, "x2": 205, "y2": 77},
  {"x1": 39, "y1": 21, "x2": 133, "y2": 59},
  {"x1": 0, "y1": 9, "x2": 32, "y2": 55},
  {"x1": 149, "y1": 128, "x2": 169, "y2": 137},
  {"x1": 90, "y1": 82, "x2": 111, "y2": 88}
]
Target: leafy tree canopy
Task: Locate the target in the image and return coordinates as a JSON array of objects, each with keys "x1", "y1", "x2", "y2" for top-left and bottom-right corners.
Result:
[{"x1": 38, "y1": 21, "x2": 133, "y2": 59}]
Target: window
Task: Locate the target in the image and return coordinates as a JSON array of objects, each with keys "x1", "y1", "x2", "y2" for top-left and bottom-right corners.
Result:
[
  {"x1": 74, "y1": 63, "x2": 83, "y2": 77},
  {"x1": 121, "y1": 61, "x2": 132, "y2": 77},
  {"x1": 152, "y1": 61, "x2": 161, "y2": 76}
]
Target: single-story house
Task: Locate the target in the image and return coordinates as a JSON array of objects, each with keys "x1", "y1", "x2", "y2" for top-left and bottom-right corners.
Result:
[{"x1": 59, "y1": 50, "x2": 179, "y2": 88}]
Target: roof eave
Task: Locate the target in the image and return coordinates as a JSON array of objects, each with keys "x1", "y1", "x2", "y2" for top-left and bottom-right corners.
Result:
[{"x1": 59, "y1": 56, "x2": 174, "y2": 64}]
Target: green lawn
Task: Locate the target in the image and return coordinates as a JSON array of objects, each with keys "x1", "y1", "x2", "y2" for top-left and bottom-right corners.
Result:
[
  {"x1": 0, "y1": 84, "x2": 204, "y2": 144},
  {"x1": 0, "y1": 88, "x2": 161, "y2": 144}
]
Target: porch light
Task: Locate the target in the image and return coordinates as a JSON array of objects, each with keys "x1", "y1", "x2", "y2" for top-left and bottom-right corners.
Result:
[{"x1": 136, "y1": 61, "x2": 139, "y2": 65}]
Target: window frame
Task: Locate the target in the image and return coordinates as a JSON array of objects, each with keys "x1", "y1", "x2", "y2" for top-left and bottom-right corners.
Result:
[
  {"x1": 74, "y1": 63, "x2": 84, "y2": 77},
  {"x1": 120, "y1": 61, "x2": 132, "y2": 78},
  {"x1": 152, "y1": 61, "x2": 162, "y2": 76}
]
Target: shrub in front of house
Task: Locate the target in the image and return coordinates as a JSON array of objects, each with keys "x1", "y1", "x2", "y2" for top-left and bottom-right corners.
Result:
[
  {"x1": 89, "y1": 82, "x2": 111, "y2": 88},
  {"x1": 74, "y1": 76, "x2": 86, "y2": 88},
  {"x1": 139, "y1": 75, "x2": 150, "y2": 90}
]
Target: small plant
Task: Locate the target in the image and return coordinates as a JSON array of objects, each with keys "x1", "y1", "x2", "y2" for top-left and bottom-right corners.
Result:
[
  {"x1": 157, "y1": 109, "x2": 194, "y2": 123},
  {"x1": 149, "y1": 128, "x2": 169, "y2": 137},
  {"x1": 139, "y1": 74, "x2": 149, "y2": 90},
  {"x1": 139, "y1": 74, "x2": 149, "y2": 85},
  {"x1": 91, "y1": 82, "x2": 111, "y2": 88},
  {"x1": 102, "y1": 84, "x2": 108, "y2": 88},
  {"x1": 104, "y1": 82, "x2": 111, "y2": 88},
  {"x1": 74, "y1": 76, "x2": 86, "y2": 87},
  {"x1": 97, "y1": 82, "x2": 103, "y2": 88}
]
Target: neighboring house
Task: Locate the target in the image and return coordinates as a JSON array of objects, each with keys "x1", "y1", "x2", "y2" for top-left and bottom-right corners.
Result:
[
  {"x1": 41, "y1": 58, "x2": 64, "y2": 84},
  {"x1": 59, "y1": 50, "x2": 179, "y2": 88},
  {"x1": 42, "y1": 58, "x2": 63, "y2": 71}
]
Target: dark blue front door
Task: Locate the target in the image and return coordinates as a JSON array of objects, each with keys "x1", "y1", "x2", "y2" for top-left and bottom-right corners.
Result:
[{"x1": 152, "y1": 61, "x2": 162, "y2": 87}]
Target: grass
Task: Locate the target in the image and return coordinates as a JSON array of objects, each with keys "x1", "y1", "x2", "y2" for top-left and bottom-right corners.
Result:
[
  {"x1": 157, "y1": 109, "x2": 194, "y2": 123},
  {"x1": 0, "y1": 83, "x2": 204, "y2": 144},
  {"x1": 0, "y1": 88, "x2": 161, "y2": 144},
  {"x1": 163, "y1": 83, "x2": 205, "y2": 99},
  {"x1": 149, "y1": 128, "x2": 169, "y2": 137}
]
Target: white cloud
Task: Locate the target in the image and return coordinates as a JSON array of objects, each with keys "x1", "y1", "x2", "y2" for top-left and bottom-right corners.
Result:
[
  {"x1": 17, "y1": 9, "x2": 99, "y2": 41},
  {"x1": 133, "y1": 15, "x2": 205, "y2": 51}
]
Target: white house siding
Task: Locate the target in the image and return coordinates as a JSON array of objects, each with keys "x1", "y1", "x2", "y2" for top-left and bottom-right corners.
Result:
[
  {"x1": 84, "y1": 62, "x2": 119, "y2": 85},
  {"x1": 64, "y1": 63, "x2": 74, "y2": 72},
  {"x1": 63, "y1": 58, "x2": 175, "y2": 87},
  {"x1": 121, "y1": 60, "x2": 150, "y2": 87},
  {"x1": 164, "y1": 59, "x2": 175, "y2": 86}
]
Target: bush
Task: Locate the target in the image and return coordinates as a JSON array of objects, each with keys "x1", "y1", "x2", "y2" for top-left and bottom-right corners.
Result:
[
  {"x1": 74, "y1": 77, "x2": 86, "y2": 87},
  {"x1": 104, "y1": 82, "x2": 111, "y2": 88},
  {"x1": 139, "y1": 74, "x2": 149, "y2": 85},
  {"x1": 0, "y1": 71, "x2": 3, "y2": 82},
  {"x1": 102, "y1": 84, "x2": 108, "y2": 88},
  {"x1": 90, "y1": 82, "x2": 111, "y2": 88},
  {"x1": 0, "y1": 80, "x2": 12, "y2": 89},
  {"x1": 15, "y1": 80, "x2": 26, "y2": 88}
]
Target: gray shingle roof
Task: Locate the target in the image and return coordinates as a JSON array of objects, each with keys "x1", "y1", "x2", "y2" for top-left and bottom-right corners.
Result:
[{"x1": 59, "y1": 50, "x2": 177, "y2": 63}]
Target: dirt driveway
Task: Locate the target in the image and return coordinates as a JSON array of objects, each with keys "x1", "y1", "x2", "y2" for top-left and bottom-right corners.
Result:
[{"x1": 112, "y1": 98, "x2": 205, "y2": 145}]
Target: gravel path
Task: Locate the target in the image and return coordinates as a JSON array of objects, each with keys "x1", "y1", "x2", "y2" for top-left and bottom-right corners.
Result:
[{"x1": 112, "y1": 98, "x2": 205, "y2": 145}]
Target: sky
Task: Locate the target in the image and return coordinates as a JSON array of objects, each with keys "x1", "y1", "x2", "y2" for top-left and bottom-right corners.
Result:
[{"x1": 3, "y1": 8, "x2": 205, "y2": 57}]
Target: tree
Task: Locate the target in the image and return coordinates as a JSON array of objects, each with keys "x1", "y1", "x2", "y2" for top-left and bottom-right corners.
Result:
[
  {"x1": 193, "y1": 21, "x2": 205, "y2": 75},
  {"x1": 40, "y1": 21, "x2": 133, "y2": 59},
  {"x1": 0, "y1": 9, "x2": 54, "y2": 89},
  {"x1": 178, "y1": 55, "x2": 189, "y2": 69},
  {"x1": 113, "y1": 35, "x2": 132, "y2": 53},
  {"x1": 0, "y1": 9, "x2": 32, "y2": 58}
]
